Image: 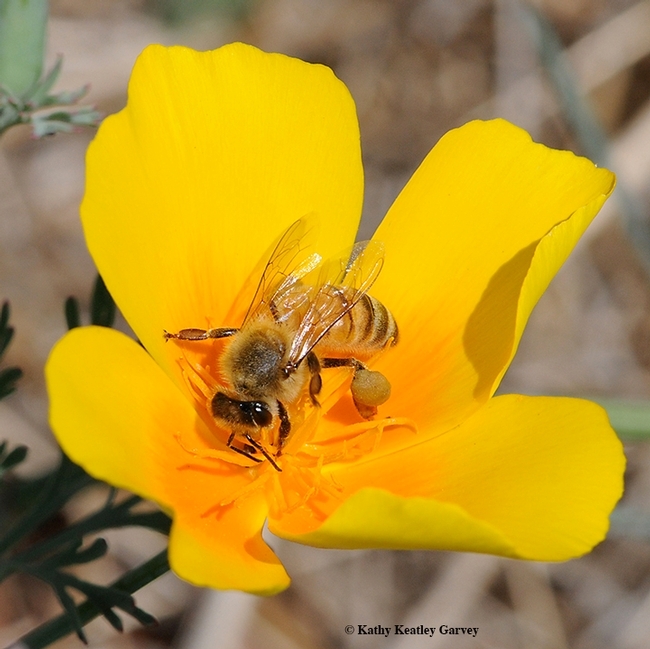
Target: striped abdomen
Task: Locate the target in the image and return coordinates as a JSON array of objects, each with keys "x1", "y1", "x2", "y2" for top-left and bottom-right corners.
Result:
[{"x1": 317, "y1": 293, "x2": 398, "y2": 360}]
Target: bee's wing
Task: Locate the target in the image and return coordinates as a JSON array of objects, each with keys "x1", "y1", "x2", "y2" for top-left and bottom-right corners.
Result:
[
  {"x1": 241, "y1": 215, "x2": 321, "y2": 327},
  {"x1": 287, "y1": 239, "x2": 385, "y2": 367}
]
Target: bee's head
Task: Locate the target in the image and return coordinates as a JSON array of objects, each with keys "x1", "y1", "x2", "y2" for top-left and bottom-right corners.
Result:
[{"x1": 211, "y1": 392, "x2": 274, "y2": 429}]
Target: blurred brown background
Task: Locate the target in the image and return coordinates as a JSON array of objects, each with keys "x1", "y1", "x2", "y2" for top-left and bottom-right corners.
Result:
[{"x1": 3, "y1": 0, "x2": 650, "y2": 647}]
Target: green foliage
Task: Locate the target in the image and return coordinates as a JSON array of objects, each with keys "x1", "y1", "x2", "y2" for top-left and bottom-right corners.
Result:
[
  {"x1": 0, "y1": 366, "x2": 22, "y2": 400},
  {"x1": 18, "y1": 550, "x2": 169, "y2": 649},
  {"x1": 64, "y1": 296, "x2": 81, "y2": 330},
  {"x1": 0, "y1": 441, "x2": 28, "y2": 477},
  {"x1": 610, "y1": 506, "x2": 650, "y2": 539},
  {"x1": 64, "y1": 274, "x2": 117, "y2": 330},
  {"x1": 1, "y1": 486, "x2": 170, "y2": 643},
  {"x1": 0, "y1": 302, "x2": 22, "y2": 399},
  {"x1": 90, "y1": 274, "x2": 117, "y2": 328},
  {"x1": 0, "y1": 0, "x2": 48, "y2": 97},
  {"x1": 0, "y1": 2, "x2": 101, "y2": 137},
  {"x1": 0, "y1": 55, "x2": 101, "y2": 138},
  {"x1": 595, "y1": 399, "x2": 650, "y2": 440},
  {"x1": 0, "y1": 288, "x2": 170, "y2": 648},
  {"x1": 0, "y1": 3, "x2": 166, "y2": 640}
]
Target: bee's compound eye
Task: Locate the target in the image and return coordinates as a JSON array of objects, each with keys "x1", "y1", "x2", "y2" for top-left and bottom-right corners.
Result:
[
  {"x1": 246, "y1": 401, "x2": 273, "y2": 428},
  {"x1": 351, "y1": 369, "x2": 391, "y2": 407}
]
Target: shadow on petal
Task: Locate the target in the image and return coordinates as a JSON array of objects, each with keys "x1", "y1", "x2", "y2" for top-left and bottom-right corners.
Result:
[{"x1": 464, "y1": 240, "x2": 538, "y2": 401}]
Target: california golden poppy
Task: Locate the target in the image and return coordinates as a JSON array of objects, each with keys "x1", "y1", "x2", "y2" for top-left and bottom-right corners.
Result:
[{"x1": 46, "y1": 43, "x2": 624, "y2": 595}]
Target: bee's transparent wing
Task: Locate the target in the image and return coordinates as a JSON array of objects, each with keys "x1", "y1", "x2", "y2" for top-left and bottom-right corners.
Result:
[
  {"x1": 287, "y1": 239, "x2": 385, "y2": 367},
  {"x1": 241, "y1": 215, "x2": 321, "y2": 327}
]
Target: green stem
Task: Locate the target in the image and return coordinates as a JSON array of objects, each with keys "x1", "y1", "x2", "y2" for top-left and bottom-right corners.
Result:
[
  {"x1": 8, "y1": 550, "x2": 170, "y2": 649},
  {"x1": 594, "y1": 399, "x2": 650, "y2": 440}
]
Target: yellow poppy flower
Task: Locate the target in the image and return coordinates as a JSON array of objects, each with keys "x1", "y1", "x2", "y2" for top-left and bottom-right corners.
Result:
[{"x1": 45, "y1": 42, "x2": 625, "y2": 595}]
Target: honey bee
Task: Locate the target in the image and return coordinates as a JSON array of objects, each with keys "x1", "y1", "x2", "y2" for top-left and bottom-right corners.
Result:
[{"x1": 164, "y1": 217, "x2": 398, "y2": 471}]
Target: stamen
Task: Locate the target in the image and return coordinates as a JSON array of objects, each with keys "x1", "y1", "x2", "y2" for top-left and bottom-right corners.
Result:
[
  {"x1": 200, "y1": 502, "x2": 226, "y2": 519},
  {"x1": 178, "y1": 362, "x2": 208, "y2": 404},
  {"x1": 288, "y1": 467, "x2": 318, "y2": 510},
  {"x1": 280, "y1": 406, "x2": 319, "y2": 455},
  {"x1": 264, "y1": 454, "x2": 343, "y2": 520},
  {"x1": 302, "y1": 416, "x2": 418, "y2": 463},
  {"x1": 260, "y1": 426, "x2": 273, "y2": 448},
  {"x1": 177, "y1": 462, "x2": 225, "y2": 475},
  {"x1": 317, "y1": 474, "x2": 344, "y2": 501},
  {"x1": 199, "y1": 470, "x2": 271, "y2": 518},
  {"x1": 190, "y1": 360, "x2": 217, "y2": 396},
  {"x1": 270, "y1": 471, "x2": 288, "y2": 518},
  {"x1": 176, "y1": 352, "x2": 213, "y2": 404},
  {"x1": 217, "y1": 471, "x2": 272, "y2": 509}
]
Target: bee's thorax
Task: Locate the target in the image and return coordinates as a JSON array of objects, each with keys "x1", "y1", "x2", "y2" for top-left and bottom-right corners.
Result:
[{"x1": 220, "y1": 323, "x2": 307, "y2": 404}]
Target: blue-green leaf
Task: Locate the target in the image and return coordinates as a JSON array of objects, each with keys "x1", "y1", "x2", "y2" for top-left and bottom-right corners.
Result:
[{"x1": 0, "y1": 0, "x2": 48, "y2": 97}]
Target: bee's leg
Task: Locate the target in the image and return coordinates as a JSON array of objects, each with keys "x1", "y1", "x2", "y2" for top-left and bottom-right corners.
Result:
[
  {"x1": 269, "y1": 300, "x2": 280, "y2": 322},
  {"x1": 244, "y1": 433, "x2": 282, "y2": 472},
  {"x1": 276, "y1": 401, "x2": 291, "y2": 453},
  {"x1": 228, "y1": 445, "x2": 263, "y2": 464},
  {"x1": 164, "y1": 327, "x2": 239, "y2": 342},
  {"x1": 226, "y1": 432, "x2": 263, "y2": 464},
  {"x1": 322, "y1": 358, "x2": 391, "y2": 419},
  {"x1": 321, "y1": 357, "x2": 365, "y2": 371},
  {"x1": 307, "y1": 352, "x2": 322, "y2": 406}
]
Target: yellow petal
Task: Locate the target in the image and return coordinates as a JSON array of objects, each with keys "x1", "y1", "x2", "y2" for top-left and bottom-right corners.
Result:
[
  {"x1": 271, "y1": 489, "x2": 517, "y2": 555},
  {"x1": 46, "y1": 326, "x2": 189, "y2": 505},
  {"x1": 81, "y1": 43, "x2": 363, "y2": 393},
  {"x1": 46, "y1": 326, "x2": 288, "y2": 593},
  {"x1": 170, "y1": 495, "x2": 289, "y2": 595},
  {"x1": 274, "y1": 395, "x2": 624, "y2": 560},
  {"x1": 372, "y1": 119, "x2": 615, "y2": 434}
]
